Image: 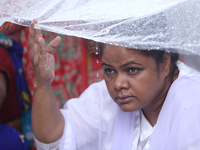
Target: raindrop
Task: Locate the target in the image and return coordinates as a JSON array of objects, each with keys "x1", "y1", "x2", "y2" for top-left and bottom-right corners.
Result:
[
  {"x1": 106, "y1": 28, "x2": 110, "y2": 33},
  {"x1": 96, "y1": 43, "x2": 98, "y2": 50}
]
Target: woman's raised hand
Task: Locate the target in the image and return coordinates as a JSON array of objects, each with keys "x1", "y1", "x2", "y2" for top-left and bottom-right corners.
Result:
[
  {"x1": 29, "y1": 20, "x2": 64, "y2": 143},
  {"x1": 29, "y1": 19, "x2": 61, "y2": 87}
]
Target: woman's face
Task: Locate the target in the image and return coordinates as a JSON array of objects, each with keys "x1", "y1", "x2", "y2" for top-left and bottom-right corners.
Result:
[{"x1": 101, "y1": 44, "x2": 169, "y2": 112}]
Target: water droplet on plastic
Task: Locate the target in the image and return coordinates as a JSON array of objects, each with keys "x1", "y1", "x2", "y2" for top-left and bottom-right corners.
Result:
[
  {"x1": 96, "y1": 45, "x2": 98, "y2": 51},
  {"x1": 106, "y1": 28, "x2": 110, "y2": 33}
]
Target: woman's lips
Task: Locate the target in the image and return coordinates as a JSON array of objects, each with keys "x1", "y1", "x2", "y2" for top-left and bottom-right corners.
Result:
[{"x1": 116, "y1": 96, "x2": 134, "y2": 104}]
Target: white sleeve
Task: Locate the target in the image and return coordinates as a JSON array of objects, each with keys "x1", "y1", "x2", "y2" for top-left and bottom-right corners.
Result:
[
  {"x1": 34, "y1": 135, "x2": 61, "y2": 150},
  {"x1": 34, "y1": 120, "x2": 76, "y2": 150}
]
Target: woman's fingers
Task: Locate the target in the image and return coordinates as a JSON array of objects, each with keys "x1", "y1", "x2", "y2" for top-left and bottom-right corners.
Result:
[
  {"x1": 35, "y1": 29, "x2": 43, "y2": 45},
  {"x1": 29, "y1": 19, "x2": 46, "y2": 64},
  {"x1": 29, "y1": 20, "x2": 36, "y2": 60},
  {"x1": 32, "y1": 44, "x2": 39, "y2": 65},
  {"x1": 38, "y1": 37, "x2": 47, "y2": 63},
  {"x1": 34, "y1": 21, "x2": 43, "y2": 45},
  {"x1": 46, "y1": 36, "x2": 61, "y2": 54}
]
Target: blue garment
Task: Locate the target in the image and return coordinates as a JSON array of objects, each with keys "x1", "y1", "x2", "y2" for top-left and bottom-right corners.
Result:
[
  {"x1": 6, "y1": 39, "x2": 33, "y2": 148},
  {"x1": 0, "y1": 124, "x2": 29, "y2": 150},
  {"x1": 6, "y1": 39, "x2": 31, "y2": 114}
]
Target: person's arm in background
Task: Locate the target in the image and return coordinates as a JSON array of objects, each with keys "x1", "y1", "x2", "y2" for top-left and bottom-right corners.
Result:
[{"x1": 29, "y1": 19, "x2": 64, "y2": 143}]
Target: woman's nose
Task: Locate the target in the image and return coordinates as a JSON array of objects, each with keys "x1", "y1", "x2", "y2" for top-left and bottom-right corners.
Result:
[{"x1": 114, "y1": 74, "x2": 129, "y2": 91}]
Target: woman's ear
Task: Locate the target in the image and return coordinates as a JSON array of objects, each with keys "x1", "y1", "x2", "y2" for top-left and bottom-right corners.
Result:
[{"x1": 161, "y1": 52, "x2": 171, "y2": 77}]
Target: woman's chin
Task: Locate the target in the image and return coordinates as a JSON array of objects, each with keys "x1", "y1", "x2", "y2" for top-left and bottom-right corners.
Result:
[{"x1": 118, "y1": 103, "x2": 139, "y2": 112}]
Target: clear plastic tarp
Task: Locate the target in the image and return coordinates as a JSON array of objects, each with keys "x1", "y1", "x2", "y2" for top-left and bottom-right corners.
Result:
[{"x1": 1, "y1": 0, "x2": 200, "y2": 56}]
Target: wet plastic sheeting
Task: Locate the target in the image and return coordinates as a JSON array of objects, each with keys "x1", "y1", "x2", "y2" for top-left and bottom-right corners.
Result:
[{"x1": 1, "y1": 0, "x2": 200, "y2": 56}]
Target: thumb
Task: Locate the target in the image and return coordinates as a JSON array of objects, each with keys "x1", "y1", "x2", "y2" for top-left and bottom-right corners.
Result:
[{"x1": 46, "y1": 36, "x2": 61, "y2": 54}]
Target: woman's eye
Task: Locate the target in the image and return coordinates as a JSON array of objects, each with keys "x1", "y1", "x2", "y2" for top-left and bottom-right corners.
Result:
[
  {"x1": 128, "y1": 68, "x2": 137, "y2": 72},
  {"x1": 104, "y1": 68, "x2": 114, "y2": 74}
]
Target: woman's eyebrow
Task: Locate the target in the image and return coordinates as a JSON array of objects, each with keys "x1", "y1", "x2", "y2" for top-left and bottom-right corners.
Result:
[
  {"x1": 121, "y1": 61, "x2": 142, "y2": 68},
  {"x1": 101, "y1": 62, "x2": 113, "y2": 67}
]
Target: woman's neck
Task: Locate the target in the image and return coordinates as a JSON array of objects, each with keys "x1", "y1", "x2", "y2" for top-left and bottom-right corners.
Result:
[{"x1": 142, "y1": 67, "x2": 179, "y2": 127}]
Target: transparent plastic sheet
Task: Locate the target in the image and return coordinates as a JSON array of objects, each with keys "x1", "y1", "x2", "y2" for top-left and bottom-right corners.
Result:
[
  {"x1": 1, "y1": 0, "x2": 200, "y2": 70},
  {"x1": 1, "y1": 0, "x2": 200, "y2": 149},
  {"x1": 1, "y1": 0, "x2": 200, "y2": 54}
]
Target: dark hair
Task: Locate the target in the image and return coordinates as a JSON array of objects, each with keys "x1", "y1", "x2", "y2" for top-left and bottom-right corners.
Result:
[
  {"x1": 97, "y1": 43, "x2": 179, "y2": 79},
  {"x1": 138, "y1": 49, "x2": 179, "y2": 80}
]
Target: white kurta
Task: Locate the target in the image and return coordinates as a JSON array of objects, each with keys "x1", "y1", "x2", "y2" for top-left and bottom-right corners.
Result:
[{"x1": 35, "y1": 61, "x2": 200, "y2": 150}]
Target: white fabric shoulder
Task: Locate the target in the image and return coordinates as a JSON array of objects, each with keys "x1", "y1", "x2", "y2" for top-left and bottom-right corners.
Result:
[
  {"x1": 177, "y1": 61, "x2": 200, "y2": 76},
  {"x1": 149, "y1": 63, "x2": 200, "y2": 150},
  {"x1": 61, "y1": 80, "x2": 116, "y2": 150}
]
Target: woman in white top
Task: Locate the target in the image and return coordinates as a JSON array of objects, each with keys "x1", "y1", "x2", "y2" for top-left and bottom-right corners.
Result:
[{"x1": 29, "y1": 19, "x2": 200, "y2": 150}]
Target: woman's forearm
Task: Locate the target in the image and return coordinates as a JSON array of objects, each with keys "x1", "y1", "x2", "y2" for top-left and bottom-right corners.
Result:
[
  {"x1": 29, "y1": 19, "x2": 64, "y2": 143},
  {"x1": 31, "y1": 83, "x2": 65, "y2": 143}
]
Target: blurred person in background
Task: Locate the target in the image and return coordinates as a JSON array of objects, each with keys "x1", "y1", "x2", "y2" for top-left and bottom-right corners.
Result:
[{"x1": 0, "y1": 45, "x2": 29, "y2": 150}]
